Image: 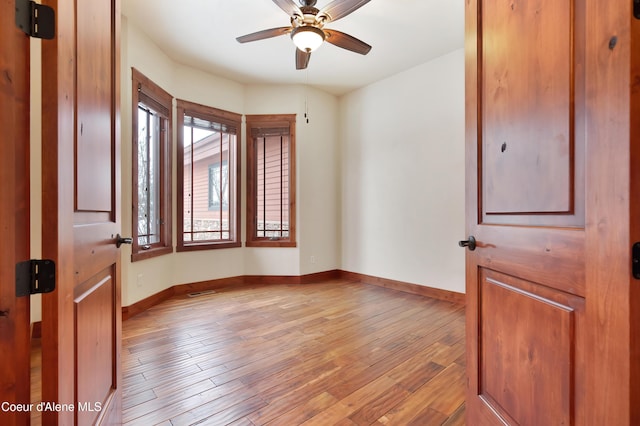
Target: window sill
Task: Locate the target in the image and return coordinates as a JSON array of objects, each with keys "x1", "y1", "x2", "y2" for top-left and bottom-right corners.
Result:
[
  {"x1": 177, "y1": 241, "x2": 242, "y2": 252},
  {"x1": 245, "y1": 240, "x2": 297, "y2": 248},
  {"x1": 131, "y1": 245, "x2": 173, "y2": 262}
]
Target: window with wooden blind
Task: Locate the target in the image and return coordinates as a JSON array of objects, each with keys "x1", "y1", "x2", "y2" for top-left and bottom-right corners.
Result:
[
  {"x1": 246, "y1": 114, "x2": 296, "y2": 247},
  {"x1": 131, "y1": 68, "x2": 173, "y2": 261},
  {"x1": 177, "y1": 100, "x2": 241, "y2": 251}
]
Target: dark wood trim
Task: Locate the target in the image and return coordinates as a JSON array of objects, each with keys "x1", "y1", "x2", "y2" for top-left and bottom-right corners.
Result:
[
  {"x1": 340, "y1": 271, "x2": 466, "y2": 305},
  {"x1": 178, "y1": 99, "x2": 243, "y2": 128},
  {"x1": 244, "y1": 270, "x2": 341, "y2": 285},
  {"x1": 177, "y1": 241, "x2": 242, "y2": 252},
  {"x1": 131, "y1": 245, "x2": 174, "y2": 262},
  {"x1": 173, "y1": 276, "x2": 246, "y2": 296},
  {"x1": 243, "y1": 275, "x2": 307, "y2": 285},
  {"x1": 122, "y1": 270, "x2": 463, "y2": 320},
  {"x1": 122, "y1": 287, "x2": 174, "y2": 321},
  {"x1": 245, "y1": 241, "x2": 297, "y2": 248},
  {"x1": 300, "y1": 269, "x2": 343, "y2": 284}
]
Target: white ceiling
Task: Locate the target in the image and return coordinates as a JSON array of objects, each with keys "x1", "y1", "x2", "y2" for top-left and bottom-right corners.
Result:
[{"x1": 121, "y1": 0, "x2": 464, "y2": 96}]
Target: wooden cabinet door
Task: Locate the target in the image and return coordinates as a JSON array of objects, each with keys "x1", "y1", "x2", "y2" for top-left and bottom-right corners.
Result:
[
  {"x1": 41, "y1": 0, "x2": 122, "y2": 424},
  {"x1": 465, "y1": 0, "x2": 639, "y2": 424}
]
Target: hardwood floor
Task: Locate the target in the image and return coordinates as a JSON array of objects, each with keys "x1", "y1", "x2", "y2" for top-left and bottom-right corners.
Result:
[
  {"x1": 121, "y1": 279, "x2": 466, "y2": 425},
  {"x1": 30, "y1": 336, "x2": 42, "y2": 426}
]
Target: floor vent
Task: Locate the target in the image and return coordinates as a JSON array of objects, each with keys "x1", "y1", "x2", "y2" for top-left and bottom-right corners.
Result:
[{"x1": 187, "y1": 290, "x2": 216, "y2": 298}]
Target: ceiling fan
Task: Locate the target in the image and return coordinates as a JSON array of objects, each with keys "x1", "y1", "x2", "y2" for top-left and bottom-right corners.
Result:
[{"x1": 236, "y1": 0, "x2": 372, "y2": 70}]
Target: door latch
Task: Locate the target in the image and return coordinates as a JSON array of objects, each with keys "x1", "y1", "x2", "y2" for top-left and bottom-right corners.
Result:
[{"x1": 16, "y1": 259, "x2": 56, "y2": 297}]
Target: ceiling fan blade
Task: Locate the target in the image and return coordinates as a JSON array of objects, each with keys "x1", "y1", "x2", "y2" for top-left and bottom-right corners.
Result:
[
  {"x1": 236, "y1": 27, "x2": 292, "y2": 43},
  {"x1": 272, "y1": 0, "x2": 302, "y2": 18},
  {"x1": 296, "y1": 48, "x2": 311, "y2": 70},
  {"x1": 317, "y1": 0, "x2": 370, "y2": 23},
  {"x1": 323, "y1": 29, "x2": 371, "y2": 55}
]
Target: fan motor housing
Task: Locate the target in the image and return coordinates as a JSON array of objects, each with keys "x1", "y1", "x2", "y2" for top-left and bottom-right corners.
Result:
[{"x1": 300, "y1": 6, "x2": 319, "y2": 15}]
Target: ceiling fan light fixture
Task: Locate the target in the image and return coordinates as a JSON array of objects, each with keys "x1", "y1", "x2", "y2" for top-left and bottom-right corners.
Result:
[{"x1": 291, "y1": 26, "x2": 325, "y2": 52}]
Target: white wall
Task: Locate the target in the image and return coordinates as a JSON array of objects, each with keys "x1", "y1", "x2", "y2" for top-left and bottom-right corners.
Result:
[
  {"x1": 296, "y1": 88, "x2": 342, "y2": 275},
  {"x1": 340, "y1": 49, "x2": 466, "y2": 294}
]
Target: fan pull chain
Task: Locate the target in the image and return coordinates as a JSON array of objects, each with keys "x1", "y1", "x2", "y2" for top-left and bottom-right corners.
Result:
[{"x1": 305, "y1": 68, "x2": 310, "y2": 124}]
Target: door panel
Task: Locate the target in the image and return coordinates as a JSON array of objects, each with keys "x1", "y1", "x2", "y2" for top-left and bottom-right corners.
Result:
[
  {"x1": 478, "y1": 268, "x2": 584, "y2": 425},
  {"x1": 75, "y1": 267, "x2": 116, "y2": 426},
  {"x1": 42, "y1": 0, "x2": 121, "y2": 424},
  {"x1": 466, "y1": 0, "x2": 587, "y2": 424},
  {"x1": 483, "y1": 0, "x2": 572, "y2": 215},
  {"x1": 476, "y1": 0, "x2": 585, "y2": 228},
  {"x1": 76, "y1": 0, "x2": 113, "y2": 212}
]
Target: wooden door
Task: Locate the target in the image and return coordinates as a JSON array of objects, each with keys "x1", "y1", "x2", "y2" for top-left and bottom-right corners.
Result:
[
  {"x1": 41, "y1": 0, "x2": 122, "y2": 424},
  {"x1": 465, "y1": 0, "x2": 639, "y2": 424},
  {"x1": 0, "y1": 1, "x2": 31, "y2": 424}
]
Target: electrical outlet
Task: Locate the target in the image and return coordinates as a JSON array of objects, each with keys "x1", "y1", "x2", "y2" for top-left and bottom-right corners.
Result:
[
  {"x1": 310, "y1": 256, "x2": 316, "y2": 264},
  {"x1": 136, "y1": 273, "x2": 144, "y2": 288}
]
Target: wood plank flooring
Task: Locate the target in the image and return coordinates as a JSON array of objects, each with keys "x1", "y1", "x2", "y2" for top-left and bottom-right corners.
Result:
[
  {"x1": 121, "y1": 279, "x2": 466, "y2": 425},
  {"x1": 30, "y1": 336, "x2": 42, "y2": 426}
]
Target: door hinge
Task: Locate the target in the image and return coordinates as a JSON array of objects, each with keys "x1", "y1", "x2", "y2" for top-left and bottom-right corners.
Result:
[
  {"x1": 15, "y1": 0, "x2": 55, "y2": 40},
  {"x1": 16, "y1": 260, "x2": 56, "y2": 297}
]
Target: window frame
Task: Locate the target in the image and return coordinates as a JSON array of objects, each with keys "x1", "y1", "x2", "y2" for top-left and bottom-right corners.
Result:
[
  {"x1": 131, "y1": 68, "x2": 173, "y2": 262},
  {"x1": 176, "y1": 99, "x2": 242, "y2": 251},
  {"x1": 245, "y1": 114, "x2": 297, "y2": 248}
]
